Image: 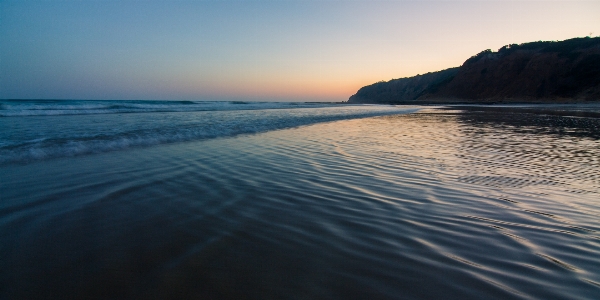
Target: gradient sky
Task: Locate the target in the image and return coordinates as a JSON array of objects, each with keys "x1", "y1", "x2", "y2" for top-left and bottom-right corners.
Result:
[{"x1": 1, "y1": 0, "x2": 599, "y2": 101}]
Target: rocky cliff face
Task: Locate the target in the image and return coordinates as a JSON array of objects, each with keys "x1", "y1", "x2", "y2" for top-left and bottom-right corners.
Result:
[{"x1": 348, "y1": 37, "x2": 600, "y2": 103}]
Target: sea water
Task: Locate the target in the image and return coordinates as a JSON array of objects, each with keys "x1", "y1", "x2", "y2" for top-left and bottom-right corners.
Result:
[
  {"x1": 1, "y1": 100, "x2": 599, "y2": 299},
  {"x1": 0, "y1": 100, "x2": 417, "y2": 164}
]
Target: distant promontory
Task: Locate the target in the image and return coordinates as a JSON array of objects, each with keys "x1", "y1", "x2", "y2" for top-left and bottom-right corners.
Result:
[{"x1": 348, "y1": 37, "x2": 600, "y2": 104}]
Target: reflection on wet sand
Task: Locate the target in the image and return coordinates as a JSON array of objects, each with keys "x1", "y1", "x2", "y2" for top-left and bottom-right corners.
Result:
[{"x1": 1, "y1": 105, "x2": 599, "y2": 299}]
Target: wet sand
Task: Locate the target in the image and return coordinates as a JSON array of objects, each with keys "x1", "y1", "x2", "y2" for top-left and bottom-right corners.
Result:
[{"x1": 1, "y1": 106, "x2": 599, "y2": 299}]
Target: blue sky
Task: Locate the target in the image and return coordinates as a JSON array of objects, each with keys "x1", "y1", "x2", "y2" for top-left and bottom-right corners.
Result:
[{"x1": 2, "y1": 0, "x2": 599, "y2": 101}]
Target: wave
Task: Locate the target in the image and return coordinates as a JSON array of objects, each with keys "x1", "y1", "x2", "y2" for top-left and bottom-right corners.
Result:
[
  {"x1": 0, "y1": 104, "x2": 419, "y2": 164},
  {"x1": 0, "y1": 100, "x2": 335, "y2": 117}
]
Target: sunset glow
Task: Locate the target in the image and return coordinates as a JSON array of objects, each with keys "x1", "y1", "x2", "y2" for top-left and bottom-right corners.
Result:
[{"x1": 2, "y1": 0, "x2": 599, "y2": 101}]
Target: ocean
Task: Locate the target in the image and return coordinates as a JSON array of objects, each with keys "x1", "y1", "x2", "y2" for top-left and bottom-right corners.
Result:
[{"x1": 1, "y1": 100, "x2": 599, "y2": 299}]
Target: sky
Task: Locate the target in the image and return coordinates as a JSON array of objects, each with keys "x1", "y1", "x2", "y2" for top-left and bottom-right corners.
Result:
[{"x1": 1, "y1": 0, "x2": 599, "y2": 102}]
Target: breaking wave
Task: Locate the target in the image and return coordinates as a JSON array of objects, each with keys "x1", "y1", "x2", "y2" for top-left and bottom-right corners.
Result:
[{"x1": 0, "y1": 101, "x2": 419, "y2": 164}]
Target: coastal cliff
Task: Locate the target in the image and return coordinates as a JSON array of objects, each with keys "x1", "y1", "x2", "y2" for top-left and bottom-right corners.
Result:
[
  {"x1": 347, "y1": 68, "x2": 459, "y2": 103},
  {"x1": 348, "y1": 37, "x2": 600, "y2": 103}
]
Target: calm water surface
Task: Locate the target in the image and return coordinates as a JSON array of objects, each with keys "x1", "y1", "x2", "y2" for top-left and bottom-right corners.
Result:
[{"x1": 1, "y1": 105, "x2": 599, "y2": 299}]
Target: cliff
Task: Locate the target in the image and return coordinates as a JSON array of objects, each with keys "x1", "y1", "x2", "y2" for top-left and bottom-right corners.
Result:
[
  {"x1": 348, "y1": 37, "x2": 600, "y2": 103},
  {"x1": 348, "y1": 68, "x2": 459, "y2": 103}
]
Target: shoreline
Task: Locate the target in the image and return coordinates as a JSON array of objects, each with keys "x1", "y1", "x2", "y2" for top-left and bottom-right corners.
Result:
[
  {"x1": 347, "y1": 98, "x2": 600, "y2": 105},
  {"x1": 436, "y1": 104, "x2": 600, "y2": 118}
]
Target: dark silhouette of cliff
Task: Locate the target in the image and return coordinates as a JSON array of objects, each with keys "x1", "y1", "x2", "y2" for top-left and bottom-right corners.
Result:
[
  {"x1": 348, "y1": 37, "x2": 600, "y2": 103},
  {"x1": 347, "y1": 68, "x2": 459, "y2": 103}
]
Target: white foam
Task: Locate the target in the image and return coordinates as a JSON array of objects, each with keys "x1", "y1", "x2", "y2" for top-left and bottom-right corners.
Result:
[
  {"x1": 0, "y1": 102, "x2": 419, "y2": 164},
  {"x1": 0, "y1": 100, "x2": 334, "y2": 117}
]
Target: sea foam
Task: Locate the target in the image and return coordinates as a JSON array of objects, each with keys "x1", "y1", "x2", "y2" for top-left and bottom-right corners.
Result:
[{"x1": 0, "y1": 100, "x2": 418, "y2": 164}]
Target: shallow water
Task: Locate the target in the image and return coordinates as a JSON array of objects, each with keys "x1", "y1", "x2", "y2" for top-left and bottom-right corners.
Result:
[{"x1": 1, "y1": 105, "x2": 599, "y2": 299}]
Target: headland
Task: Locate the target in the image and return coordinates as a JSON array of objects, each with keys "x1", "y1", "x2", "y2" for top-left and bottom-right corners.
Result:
[{"x1": 349, "y1": 37, "x2": 600, "y2": 104}]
